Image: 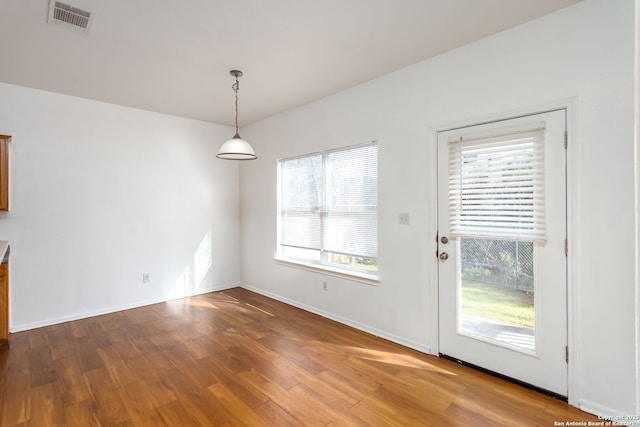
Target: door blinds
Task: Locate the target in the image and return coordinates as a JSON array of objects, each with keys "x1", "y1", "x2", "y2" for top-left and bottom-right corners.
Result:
[{"x1": 448, "y1": 126, "x2": 546, "y2": 243}]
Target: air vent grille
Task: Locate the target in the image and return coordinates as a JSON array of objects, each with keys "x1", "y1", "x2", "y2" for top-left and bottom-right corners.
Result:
[{"x1": 48, "y1": 1, "x2": 93, "y2": 33}]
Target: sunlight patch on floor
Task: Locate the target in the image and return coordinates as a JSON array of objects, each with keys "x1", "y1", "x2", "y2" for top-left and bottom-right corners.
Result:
[
  {"x1": 329, "y1": 344, "x2": 457, "y2": 375},
  {"x1": 245, "y1": 303, "x2": 274, "y2": 316},
  {"x1": 184, "y1": 298, "x2": 219, "y2": 309}
]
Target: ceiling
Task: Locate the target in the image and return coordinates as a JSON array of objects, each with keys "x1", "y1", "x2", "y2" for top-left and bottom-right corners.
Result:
[{"x1": 0, "y1": 0, "x2": 580, "y2": 127}]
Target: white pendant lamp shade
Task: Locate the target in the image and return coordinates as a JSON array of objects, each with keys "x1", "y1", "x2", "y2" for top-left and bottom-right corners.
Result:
[
  {"x1": 217, "y1": 133, "x2": 257, "y2": 160},
  {"x1": 217, "y1": 69, "x2": 257, "y2": 160}
]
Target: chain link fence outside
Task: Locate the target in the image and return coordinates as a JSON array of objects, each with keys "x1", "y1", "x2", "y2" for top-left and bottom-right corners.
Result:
[{"x1": 460, "y1": 238, "x2": 534, "y2": 292}]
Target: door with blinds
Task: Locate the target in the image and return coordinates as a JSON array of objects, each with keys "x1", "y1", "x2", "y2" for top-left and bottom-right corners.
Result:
[{"x1": 437, "y1": 110, "x2": 567, "y2": 397}]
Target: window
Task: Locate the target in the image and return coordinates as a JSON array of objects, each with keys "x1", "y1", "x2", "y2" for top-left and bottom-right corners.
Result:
[{"x1": 277, "y1": 142, "x2": 378, "y2": 276}]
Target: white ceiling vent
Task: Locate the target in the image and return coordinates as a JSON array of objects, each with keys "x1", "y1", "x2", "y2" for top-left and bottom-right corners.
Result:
[{"x1": 48, "y1": 1, "x2": 94, "y2": 34}]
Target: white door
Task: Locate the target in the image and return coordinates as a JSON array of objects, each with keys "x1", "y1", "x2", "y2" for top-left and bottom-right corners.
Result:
[{"x1": 437, "y1": 110, "x2": 567, "y2": 397}]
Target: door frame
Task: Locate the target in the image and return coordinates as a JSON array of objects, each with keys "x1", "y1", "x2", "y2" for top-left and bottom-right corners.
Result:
[{"x1": 427, "y1": 98, "x2": 580, "y2": 406}]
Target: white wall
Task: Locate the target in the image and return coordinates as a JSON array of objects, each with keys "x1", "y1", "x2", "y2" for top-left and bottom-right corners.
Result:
[
  {"x1": 635, "y1": 0, "x2": 640, "y2": 413},
  {"x1": 0, "y1": 82, "x2": 241, "y2": 330},
  {"x1": 240, "y1": 0, "x2": 636, "y2": 416}
]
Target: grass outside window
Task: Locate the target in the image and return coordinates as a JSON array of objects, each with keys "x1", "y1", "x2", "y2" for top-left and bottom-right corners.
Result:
[{"x1": 461, "y1": 280, "x2": 534, "y2": 329}]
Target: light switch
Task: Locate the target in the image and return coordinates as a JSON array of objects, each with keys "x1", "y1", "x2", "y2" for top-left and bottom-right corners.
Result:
[{"x1": 399, "y1": 212, "x2": 410, "y2": 225}]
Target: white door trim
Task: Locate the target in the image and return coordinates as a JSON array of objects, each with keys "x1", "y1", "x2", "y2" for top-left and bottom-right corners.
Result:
[{"x1": 426, "y1": 97, "x2": 580, "y2": 406}]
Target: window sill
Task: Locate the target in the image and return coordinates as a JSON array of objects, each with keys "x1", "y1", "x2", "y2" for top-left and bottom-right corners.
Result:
[{"x1": 274, "y1": 257, "x2": 380, "y2": 286}]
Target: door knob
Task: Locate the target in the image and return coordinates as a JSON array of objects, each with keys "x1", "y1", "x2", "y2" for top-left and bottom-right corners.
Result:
[
  {"x1": 439, "y1": 252, "x2": 449, "y2": 260},
  {"x1": 440, "y1": 236, "x2": 449, "y2": 244}
]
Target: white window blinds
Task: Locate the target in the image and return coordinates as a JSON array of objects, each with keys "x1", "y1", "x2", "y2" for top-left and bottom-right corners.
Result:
[
  {"x1": 448, "y1": 126, "x2": 546, "y2": 242},
  {"x1": 324, "y1": 145, "x2": 378, "y2": 258},
  {"x1": 279, "y1": 142, "x2": 378, "y2": 271},
  {"x1": 280, "y1": 154, "x2": 323, "y2": 251}
]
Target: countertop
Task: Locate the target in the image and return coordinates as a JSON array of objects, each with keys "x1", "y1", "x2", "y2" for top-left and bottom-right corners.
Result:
[{"x1": 0, "y1": 241, "x2": 7, "y2": 264}]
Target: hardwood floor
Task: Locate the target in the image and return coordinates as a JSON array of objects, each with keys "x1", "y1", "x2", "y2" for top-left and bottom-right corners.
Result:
[{"x1": 0, "y1": 287, "x2": 598, "y2": 426}]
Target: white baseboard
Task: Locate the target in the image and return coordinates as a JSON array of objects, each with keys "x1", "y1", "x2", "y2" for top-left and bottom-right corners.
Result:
[
  {"x1": 579, "y1": 399, "x2": 635, "y2": 426},
  {"x1": 10, "y1": 282, "x2": 239, "y2": 332},
  {"x1": 239, "y1": 282, "x2": 431, "y2": 355}
]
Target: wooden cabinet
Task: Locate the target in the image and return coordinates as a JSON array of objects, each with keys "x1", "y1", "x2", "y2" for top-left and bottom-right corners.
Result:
[
  {"x1": 0, "y1": 260, "x2": 7, "y2": 349},
  {"x1": 0, "y1": 135, "x2": 10, "y2": 211}
]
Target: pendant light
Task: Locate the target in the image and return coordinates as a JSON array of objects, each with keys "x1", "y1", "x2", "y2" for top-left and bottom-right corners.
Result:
[{"x1": 217, "y1": 70, "x2": 257, "y2": 160}]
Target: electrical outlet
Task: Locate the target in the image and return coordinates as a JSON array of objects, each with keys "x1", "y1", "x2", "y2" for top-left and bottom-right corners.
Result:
[
  {"x1": 399, "y1": 212, "x2": 410, "y2": 225},
  {"x1": 323, "y1": 281, "x2": 328, "y2": 291},
  {"x1": 142, "y1": 273, "x2": 150, "y2": 283}
]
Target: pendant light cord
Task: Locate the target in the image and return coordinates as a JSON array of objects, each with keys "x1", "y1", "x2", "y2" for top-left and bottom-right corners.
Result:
[{"x1": 233, "y1": 76, "x2": 240, "y2": 135}]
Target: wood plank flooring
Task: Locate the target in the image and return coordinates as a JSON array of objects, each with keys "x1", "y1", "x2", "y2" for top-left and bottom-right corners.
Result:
[{"x1": 0, "y1": 287, "x2": 599, "y2": 426}]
